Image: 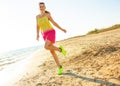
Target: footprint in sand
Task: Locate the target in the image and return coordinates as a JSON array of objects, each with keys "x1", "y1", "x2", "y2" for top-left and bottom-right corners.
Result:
[{"x1": 36, "y1": 83, "x2": 42, "y2": 86}]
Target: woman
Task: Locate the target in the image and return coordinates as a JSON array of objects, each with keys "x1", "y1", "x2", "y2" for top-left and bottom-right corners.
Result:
[{"x1": 36, "y1": 2, "x2": 67, "y2": 75}]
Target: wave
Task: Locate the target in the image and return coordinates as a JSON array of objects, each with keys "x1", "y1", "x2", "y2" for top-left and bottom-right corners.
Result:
[{"x1": 0, "y1": 45, "x2": 42, "y2": 71}]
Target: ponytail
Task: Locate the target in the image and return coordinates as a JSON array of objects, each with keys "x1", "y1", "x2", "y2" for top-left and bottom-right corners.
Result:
[{"x1": 45, "y1": 10, "x2": 50, "y2": 13}]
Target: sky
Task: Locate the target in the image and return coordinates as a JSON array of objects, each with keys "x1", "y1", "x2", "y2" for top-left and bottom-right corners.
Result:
[{"x1": 0, "y1": 0, "x2": 120, "y2": 52}]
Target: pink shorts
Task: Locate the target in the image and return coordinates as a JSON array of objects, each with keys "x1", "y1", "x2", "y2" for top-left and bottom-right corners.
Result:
[{"x1": 42, "y1": 29, "x2": 56, "y2": 44}]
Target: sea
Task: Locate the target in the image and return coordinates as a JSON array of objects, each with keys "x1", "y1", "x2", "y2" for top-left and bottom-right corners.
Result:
[{"x1": 0, "y1": 45, "x2": 42, "y2": 71}]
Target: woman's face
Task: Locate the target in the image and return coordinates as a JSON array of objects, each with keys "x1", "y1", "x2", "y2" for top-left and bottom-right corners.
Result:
[{"x1": 39, "y1": 3, "x2": 46, "y2": 11}]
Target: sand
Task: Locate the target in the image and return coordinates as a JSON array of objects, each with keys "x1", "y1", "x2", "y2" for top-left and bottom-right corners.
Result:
[{"x1": 1, "y1": 29, "x2": 120, "y2": 86}]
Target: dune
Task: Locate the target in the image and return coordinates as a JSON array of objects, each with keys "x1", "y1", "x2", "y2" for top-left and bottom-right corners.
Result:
[{"x1": 2, "y1": 28, "x2": 120, "y2": 86}]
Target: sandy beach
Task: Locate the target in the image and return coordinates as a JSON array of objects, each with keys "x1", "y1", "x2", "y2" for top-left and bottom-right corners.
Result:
[{"x1": 1, "y1": 28, "x2": 120, "y2": 86}]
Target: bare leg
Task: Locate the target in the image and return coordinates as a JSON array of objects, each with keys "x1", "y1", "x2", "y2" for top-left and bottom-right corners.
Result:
[
  {"x1": 44, "y1": 40, "x2": 61, "y2": 52},
  {"x1": 50, "y1": 50, "x2": 61, "y2": 67},
  {"x1": 44, "y1": 40, "x2": 61, "y2": 67}
]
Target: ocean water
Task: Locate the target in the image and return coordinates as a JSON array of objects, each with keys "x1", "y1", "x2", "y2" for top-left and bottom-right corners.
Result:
[{"x1": 0, "y1": 45, "x2": 42, "y2": 71}]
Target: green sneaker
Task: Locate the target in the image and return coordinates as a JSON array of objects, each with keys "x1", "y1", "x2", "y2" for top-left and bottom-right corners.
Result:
[
  {"x1": 58, "y1": 66, "x2": 63, "y2": 75},
  {"x1": 59, "y1": 45, "x2": 66, "y2": 56}
]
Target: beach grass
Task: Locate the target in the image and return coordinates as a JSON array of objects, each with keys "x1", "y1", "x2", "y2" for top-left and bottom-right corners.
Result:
[{"x1": 87, "y1": 24, "x2": 120, "y2": 35}]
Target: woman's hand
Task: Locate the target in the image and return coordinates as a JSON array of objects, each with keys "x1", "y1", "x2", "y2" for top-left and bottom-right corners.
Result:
[
  {"x1": 62, "y1": 29, "x2": 67, "y2": 33},
  {"x1": 36, "y1": 35, "x2": 39, "y2": 41}
]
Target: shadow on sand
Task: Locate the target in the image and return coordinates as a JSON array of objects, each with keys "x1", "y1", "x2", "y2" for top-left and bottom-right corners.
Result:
[
  {"x1": 36, "y1": 72, "x2": 120, "y2": 86},
  {"x1": 62, "y1": 72, "x2": 120, "y2": 86}
]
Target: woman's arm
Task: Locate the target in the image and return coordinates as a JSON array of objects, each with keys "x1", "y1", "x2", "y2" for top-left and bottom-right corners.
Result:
[
  {"x1": 36, "y1": 16, "x2": 40, "y2": 41},
  {"x1": 47, "y1": 13, "x2": 66, "y2": 33}
]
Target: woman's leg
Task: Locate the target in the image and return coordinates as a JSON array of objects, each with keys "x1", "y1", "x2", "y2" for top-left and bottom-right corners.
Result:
[
  {"x1": 44, "y1": 40, "x2": 63, "y2": 75},
  {"x1": 50, "y1": 50, "x2": 63, "y2": 75},
  {"x1": 50, "y1": 50, "x2": 61, "y2": 67},
  {"x1": 44, "y1": 40, "x2": 61, "y2": 52},
  {"x1": 44, "y1": 40, "x2": 61, "y2": 66}
]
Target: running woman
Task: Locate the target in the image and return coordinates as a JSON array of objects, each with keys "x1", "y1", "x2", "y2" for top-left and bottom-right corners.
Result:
[{"x1": 36, "y1": 2, "x2": 67, "y2": 75}]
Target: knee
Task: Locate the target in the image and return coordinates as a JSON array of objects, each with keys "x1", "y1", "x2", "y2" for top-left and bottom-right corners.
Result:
[{"x1": 44, "y1": 44, "x2": 49, "y2": 50}]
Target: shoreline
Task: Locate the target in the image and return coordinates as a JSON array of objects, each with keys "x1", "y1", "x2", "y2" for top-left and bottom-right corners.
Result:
[
  {"x1": 0, "y1": 46, "x2": 41, "y2": 71},
  {"x1": 0, "y1": 49, "x2": 49, "y2": 86}
]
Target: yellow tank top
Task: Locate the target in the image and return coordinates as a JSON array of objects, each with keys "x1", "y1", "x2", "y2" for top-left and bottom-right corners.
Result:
[{"x1": 37, "y1": 16, "x2": 53, "y2": 33}]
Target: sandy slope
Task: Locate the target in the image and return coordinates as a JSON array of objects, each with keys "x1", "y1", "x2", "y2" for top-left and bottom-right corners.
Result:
[{"x1": 6, "y1": 29, "x2": 120, "y2": 86}]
